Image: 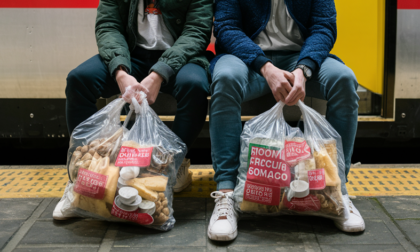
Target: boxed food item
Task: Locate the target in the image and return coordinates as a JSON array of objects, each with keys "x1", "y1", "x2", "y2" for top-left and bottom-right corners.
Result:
[
  {"x1": 233, "y1": 101, "x2": 349, "y2": 220},
  {"x1": 59, "y1": 93, "x2": 186, "y2": 231}
]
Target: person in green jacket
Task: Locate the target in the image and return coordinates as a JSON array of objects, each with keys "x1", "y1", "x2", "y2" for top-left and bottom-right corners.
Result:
[{"x1": 53, "y1": 0, "x2": 213, "y2": 220}]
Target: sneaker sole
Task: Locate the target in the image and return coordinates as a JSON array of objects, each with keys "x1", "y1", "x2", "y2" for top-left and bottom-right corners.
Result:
[
  {"x1": 173, "y1": 171, "x2": 192, "y2": 193},
  {"x1": 53, "y1": 215, "x2": 75, "y2": 221},
  {"x1": 334, "y1": 221, "x2": 365, "y2": 232},
  {"x1": 207, "y1": 229, "x2": 238, "y2": 241}
]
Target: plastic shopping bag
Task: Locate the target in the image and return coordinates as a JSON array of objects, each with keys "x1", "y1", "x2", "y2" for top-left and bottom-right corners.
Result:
[
  {"x1": 59, "y1": 92, "x2": 187, "y2": 231},
  {"x1": 233, "y1": 100, "x2": 349, "y2": 220},
  {"x1": 115, "y1": 93, "x2": 187, "y2": 230}
]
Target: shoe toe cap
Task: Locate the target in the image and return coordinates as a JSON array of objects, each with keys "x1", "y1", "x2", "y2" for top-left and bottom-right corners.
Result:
[{"x1": 209, "y1": 220, "x2": 234, "y2": 234}]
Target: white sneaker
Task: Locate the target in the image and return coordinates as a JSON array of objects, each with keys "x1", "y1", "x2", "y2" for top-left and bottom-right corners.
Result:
[
  {"x1": 173, "y1": 158, "x2": 192, "y2": 193},
  {"x1": 334, "y1": 194, "x2": 365, "y2": 232},
  {"x1": 53, "y1": 199, "x2": 77, "y2": 220},
  {"x1": 53, "y1": 182, "x2": 78, "y2": 220},
  {"x1": 208, "y1": 191, "x2": 238, "y2": 241}
]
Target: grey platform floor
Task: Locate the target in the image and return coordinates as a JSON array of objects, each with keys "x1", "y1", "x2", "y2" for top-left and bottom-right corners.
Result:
[{"x1": 1, "y1": 197, "x2": 420, "y2": 252}]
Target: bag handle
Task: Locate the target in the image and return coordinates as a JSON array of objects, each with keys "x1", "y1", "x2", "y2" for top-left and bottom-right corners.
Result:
[
  {"x1": 122, "y1": 91, "x2": 147, "y2": 128},
  {"x1": 274, "y1": 100, "x2": 318, "y2": 153}
]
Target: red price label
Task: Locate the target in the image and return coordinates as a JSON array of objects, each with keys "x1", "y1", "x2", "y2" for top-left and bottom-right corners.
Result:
[
  {"x1": 284, "y1": 140, "x2": 312, "y2": 165},
  {"x1": 308, "y1": 169, "x2": 326, "y2": 190},
  {"x1": 115, "y1": 146, "x2": 153, "y2": 167},
  {"x1": 111, "y1": 202, "x2": 154, "y2": 225},
  {"x1": 283, "y1": 194, "x2": 321, "y2": 212},
  {"x1": 74, "y1": 168, "x2": 108, "y2": 200},
  {"x1": 247, "y1": 145, "x2": 290, "y2": 187},
  {"x1": 243, "y1": 180, "x2": 281, "y2": 206},
  {"x1": 243, "y1": 144, "x2": 290, "y2": 206}
]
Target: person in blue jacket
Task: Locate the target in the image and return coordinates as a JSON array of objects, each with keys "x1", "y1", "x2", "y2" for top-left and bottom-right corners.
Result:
[{"x1": 207, "y1": 0, "x2": 364, "y2": 241}]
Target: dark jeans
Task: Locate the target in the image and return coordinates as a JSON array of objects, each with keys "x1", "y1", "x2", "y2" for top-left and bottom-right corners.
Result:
[{"x1": 65, "y1": 47, "x2": 210, "y2": 149}]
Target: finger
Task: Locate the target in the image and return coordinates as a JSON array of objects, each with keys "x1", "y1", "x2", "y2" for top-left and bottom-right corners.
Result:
[
  {"x1": 289, "y1": 93, "x2": 303, "y2": 106},
  {"x1": 275, "y1": 90, "x2": 286, "y2": 103},
  {"x1": 122, "y1": 95, "x2": 132, "y2": 103},
  {"x1": 134, "y1": 92, "x2": 140, "y2": 103},
  {"x1": 135, "y1": 83, "x2": 149, "y2": 94},
  {"x1": 131, "y1": 83, "x2": 141, "y2": 92},
  {"x1": 141, "y1": 85, "x2": 149, "y2": 95},
  {"x1": 272, "y1": 91, "x2": 282, "y2": 102},
  {"x1": 279, "y1": 92, "x2": 286, "y2": 103},
  {"x1": 279, "y1": 88, "x2": 289, "y2": 102},
  {"x1": 284, "y1": 72, "x2": 295, "y2": 84},
  {"x1": 282, "y1": 81, "x2": 292, "y2": 93},
  {"x1": 285, "y1": 87, "x2": 298, "y2": 104}
]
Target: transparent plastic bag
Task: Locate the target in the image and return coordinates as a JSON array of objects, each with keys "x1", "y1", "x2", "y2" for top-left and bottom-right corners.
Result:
[
  {"x1": 115, "y1": 93, "x2": 187, "y2": 230},
  {"x1": 233, "y1": 100, "x2": 349, "y2": 220},
  {"x1": 58, "y1": 92, "x2": 187, "y2": 231}
]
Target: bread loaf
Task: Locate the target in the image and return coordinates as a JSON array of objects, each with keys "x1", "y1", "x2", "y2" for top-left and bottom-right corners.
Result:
[
  {"x1": 127, "y1": 179, "x2": 159, "y2": 202},
  {"x1": 134, "y1": 176, "x2": 168, "y2": 191}
]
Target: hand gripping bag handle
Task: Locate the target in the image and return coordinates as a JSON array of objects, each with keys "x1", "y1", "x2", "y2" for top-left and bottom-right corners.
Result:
[{"x1": 122, "y1": 91, "x2": 146, "y2": 128}]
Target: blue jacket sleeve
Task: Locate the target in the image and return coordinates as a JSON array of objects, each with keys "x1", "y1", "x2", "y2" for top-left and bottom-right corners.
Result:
[
  {"x1": 213, "y1": 0, "x2": 271, "y2": 75},
  {"x1": 297, "y1": 0, "x2": 337, "y2": 72}
]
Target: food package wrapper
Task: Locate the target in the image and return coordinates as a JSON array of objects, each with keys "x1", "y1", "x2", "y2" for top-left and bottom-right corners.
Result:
[
  {"x1": 57, "y1": 92, "x2": 186, "y2": 231},
  {"x1": 233, "y1": 100, "x2": 349, "y2": 220}
]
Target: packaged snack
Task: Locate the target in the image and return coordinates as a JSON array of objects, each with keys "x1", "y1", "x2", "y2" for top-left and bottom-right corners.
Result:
[
  {"x1": 58, "y1": 92, "x2": 186, "y2": 231},
  {"x1": 233, "y1": 101, "x2": 349, "y2": 220}
]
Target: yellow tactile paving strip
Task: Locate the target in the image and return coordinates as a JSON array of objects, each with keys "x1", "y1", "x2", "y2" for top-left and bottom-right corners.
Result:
[
  {"x1": 0, "y1": 169, "x2": 68, "y2": 198},
  {"x1": 1, "y1": 168, "x2": 420, "y2": 198},
  {"x1": 346, "y1": 168, "x2": 420, "y2": 196}
]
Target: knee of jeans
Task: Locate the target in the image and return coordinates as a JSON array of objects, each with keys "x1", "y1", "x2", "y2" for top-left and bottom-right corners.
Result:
[
  {"x1": 211, "y1": 68, "x2": 245, "y2": 102},
  {"x1": 176, "y1": 73, "x2": 209, "y2": 99},
  {"x1": 330, "y1": 68, "x2": 359, "y2": 103},
  {"x1": 339, "y1": 68, "x2": 358, "y2": 91},
  {"x1": 65, "y1": 67, "x2": 91, "y2": 97}
]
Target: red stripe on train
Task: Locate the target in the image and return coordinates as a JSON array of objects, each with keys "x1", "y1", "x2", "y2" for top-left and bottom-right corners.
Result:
[
  {"x1": 5, "y1": 0, "x2": 417, "y2": 10},
  {"x1": 398, "y1": 0, "x2": 420, "y2": 9},
  {"x1": 0, "y1": 0, "x2": 99, "y2": 8}
]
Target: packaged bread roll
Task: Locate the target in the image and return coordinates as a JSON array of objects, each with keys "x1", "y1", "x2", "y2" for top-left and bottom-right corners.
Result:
[{"x1": 72, "y1": 157, "x2": 119, "y2": 217}]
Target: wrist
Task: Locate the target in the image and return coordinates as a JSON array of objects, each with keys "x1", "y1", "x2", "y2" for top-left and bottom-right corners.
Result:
[
  {"x1": 295, "y1": 64, "x2": 312, "y2": 81},
  {"x1": 115, "y1": 66, "x2": 128, "y2": 81},
  {"x1": 149, "y1": 71, "x2": 163, "y2": 84},
  {"x1": 293, "y1": 68, "x2": 306, "y2": 81},
  {"x1": 260, "y1": 62, "x2": 274, "y2": 78}
]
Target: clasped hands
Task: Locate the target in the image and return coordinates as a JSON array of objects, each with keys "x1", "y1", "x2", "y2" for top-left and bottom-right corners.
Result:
[
  {"x1": 261, "y1": 62, "x2": 306, "y2": 106},
  {"x1": 116, "y1": 69, "x2": 163, "y2": 105}
]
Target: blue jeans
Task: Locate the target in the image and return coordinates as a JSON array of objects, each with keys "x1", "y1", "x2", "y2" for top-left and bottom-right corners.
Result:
[
  {"x1": 65, "y1": 47, "x2": 209, "y2": 149},
  {"x1": 210, "y1": 52, "x2": 359, "y2": 190}
]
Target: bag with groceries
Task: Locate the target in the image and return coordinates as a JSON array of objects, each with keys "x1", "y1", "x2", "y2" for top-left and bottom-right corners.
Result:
[
  {"x1": 59, "y1": 91, "x2": 187, "y2": 231},
  {"x1": 233, "y1": 100, "x2": 349, "y2": 220}
]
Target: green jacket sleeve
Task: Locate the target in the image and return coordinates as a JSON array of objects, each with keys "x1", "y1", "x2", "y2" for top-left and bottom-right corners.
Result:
[
  {"x1": 95, "y1": 0, "x2": 131, "y2": 76},
  {"x1": 150, "y1": 0, "x2": 213, "y2": 83}
]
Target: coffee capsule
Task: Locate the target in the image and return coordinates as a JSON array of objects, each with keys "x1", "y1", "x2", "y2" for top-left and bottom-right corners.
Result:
[
  {"x1": 115, "y1": 195, "x2": 139, "y2": 212},
  {"x1": 139, "y1": 200, "x2": 156, "y2": 215},
  {"x1": 119, "y1": 187, "x2": 138, "y2": 204}
]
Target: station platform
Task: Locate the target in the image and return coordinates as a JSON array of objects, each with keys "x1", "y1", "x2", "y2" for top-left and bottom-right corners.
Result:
[{"x1": 1, "y1": 165, "x2": 420, "y2": 252}]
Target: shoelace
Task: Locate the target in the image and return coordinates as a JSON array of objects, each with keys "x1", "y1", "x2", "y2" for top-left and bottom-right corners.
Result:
[
  {"x1": 211, "y1": 191, "x2": 234, "y2": 219},
  {"x1": 348, "y1": 199, "x2": 355, "y2": 214}
]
